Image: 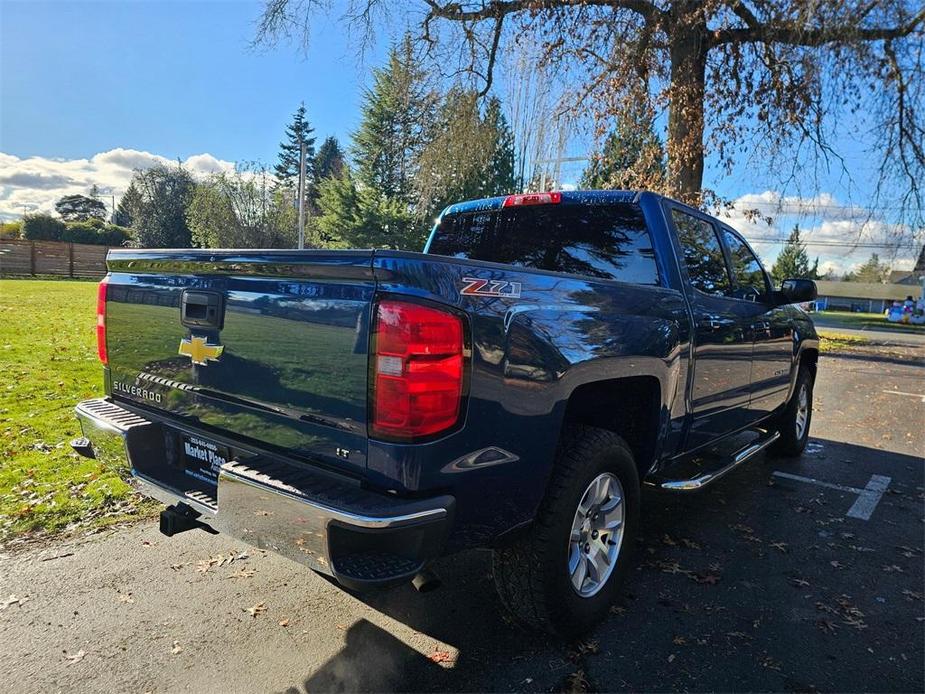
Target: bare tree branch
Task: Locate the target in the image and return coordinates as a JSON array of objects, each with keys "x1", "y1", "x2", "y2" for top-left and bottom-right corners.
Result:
[{"x1": 710, "y1": 7, "x2": 925, "y2": 46}]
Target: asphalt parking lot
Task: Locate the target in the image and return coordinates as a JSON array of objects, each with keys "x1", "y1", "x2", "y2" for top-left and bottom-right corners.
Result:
[{"x1": 1, "y1": 339, "x2": 922, "y2": 694}]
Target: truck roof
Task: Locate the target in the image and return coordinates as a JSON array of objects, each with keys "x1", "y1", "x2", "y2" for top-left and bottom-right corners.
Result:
[{"x1": 440, "y1": 189, "x2": 663, "y2": 218}]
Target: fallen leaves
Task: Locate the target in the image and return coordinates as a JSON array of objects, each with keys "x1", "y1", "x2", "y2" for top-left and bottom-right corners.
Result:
[
  {"x1": 278, "y1": 618, "x2": 290, "y2": 627},
  {"x1": 226, "y1": 568, "x2": 255, "y2": 580},
  {"x1": 246, "y1": 602, "x2": 267, "y2": 618},
  {"x1": 881, "y1": 564, "x2": 904, "y2": 573},
  {"x1": 196, "y1": 550, "x2": 250, "y2": 574},
  {"x1": 769, "y1": 541, "x2": 788, "y2": 553},
  {"x1": 650, "y1": 559, "x2": 722, "y2": 585},
  {"x1": 117, "y1": 593, "x2": 134, "y2": 604},
  {"x1": 0, "y1": 594, "x2": 29, "y2": 610},
  {"x1": 563, "y1": 669, "x2": 590, "y2": 693},
  {"x1": 170, "y1": 641, "x2": 183, "y2": 655},
  {"x1": 64, "y1": 649, "x2": 86, "y2": 664},
  {"x1": 428, "y1": 648, "x2": 453, "y2": 664},
  {"x1": 574, "y1": 639, "x2": 600, "y2": 656}
]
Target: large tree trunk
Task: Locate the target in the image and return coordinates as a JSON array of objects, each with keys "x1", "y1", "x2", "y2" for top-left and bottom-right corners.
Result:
[{"x1": 666, "y1": 12, "x2": 707, "y2": 206}]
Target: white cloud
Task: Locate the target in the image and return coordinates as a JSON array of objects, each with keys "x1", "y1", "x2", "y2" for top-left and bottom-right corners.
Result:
[
  {"x1": 0, "y1": 148, "x2": 236, "y2": 220},
  {"x1": 713, "y1": 192, "x2": 920, "y2": 277}
]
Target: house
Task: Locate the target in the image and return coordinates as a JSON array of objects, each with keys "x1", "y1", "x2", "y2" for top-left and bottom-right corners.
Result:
[
  {"x1": 888, "y1": 246, "x2": 925, "y2": 285},
  {"x1": 814, "y1": 280, "x2": 918, "y2": 313}
]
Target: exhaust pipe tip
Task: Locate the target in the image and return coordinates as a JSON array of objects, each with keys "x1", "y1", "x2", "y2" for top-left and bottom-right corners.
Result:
[{"x1": 412, "y1": 568, "x2": 441, "y2": 593}]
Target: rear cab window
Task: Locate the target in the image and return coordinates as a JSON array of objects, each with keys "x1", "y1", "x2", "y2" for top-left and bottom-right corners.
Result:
[{"x1": 427, "y1": 203, "x2": 660, "y2": 286}]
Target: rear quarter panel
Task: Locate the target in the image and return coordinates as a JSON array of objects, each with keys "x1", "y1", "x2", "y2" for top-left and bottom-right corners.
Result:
[{"x1": 371, "y1": 252, "x2": 689, "y2": 549}]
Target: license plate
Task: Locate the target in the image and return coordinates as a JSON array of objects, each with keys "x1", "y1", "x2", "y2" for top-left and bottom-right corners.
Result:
[{"x1": 180, "y1": 434, "x2": 230, "y2": 485}]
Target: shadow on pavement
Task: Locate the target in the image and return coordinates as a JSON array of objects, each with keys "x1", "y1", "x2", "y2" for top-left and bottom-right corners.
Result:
[{"x1": 288, "y1": 437, "x2": 922, "y2": 692}]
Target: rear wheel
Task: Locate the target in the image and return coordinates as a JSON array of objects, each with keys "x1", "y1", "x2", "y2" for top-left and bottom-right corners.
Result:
[
  {"x1": 492, "y1": 426, "x2": 639, "y2": 637},
  {"x1": 771, "y1": 365, "x2": 814, "y2": 457}
]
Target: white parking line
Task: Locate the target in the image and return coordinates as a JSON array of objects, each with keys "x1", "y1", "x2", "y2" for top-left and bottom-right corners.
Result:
[
  {"x1": 771, "y1": 471, "x2": 892, "y2": 521},
  {"x1": 847, "y1": 474, "x2": 892, "y2": 521},
  {"x1": 882, "y1": 390, "x2": 925, "y2": 403}
]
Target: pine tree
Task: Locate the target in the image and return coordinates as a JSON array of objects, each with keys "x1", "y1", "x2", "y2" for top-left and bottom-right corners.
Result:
[
  {"x1": 414, "y1": 90, "x2": 516, "y2": 219},
  {"x1": 54, "y1": 194, "x2": 108, "y2": 222},
  {"x1": 115, "y1": 182, "x2": 142, "y2": 227},
  {"x1": 484, "y1": 96, "x2": 515, "y2": 196},
  {"x1": 847, "y1": 253, "x2": 889, "y2": 283},
  {"x1": 770, "y1": 226, "x2": 819, "y2": 283},
  {"x1": 275, "y1": 103, "x2": 317, "y2": 204},
  {"x1": 314, "y1": 136, "x2": 346, "y2": 181},
  {"x1": 352, "y1": 34, "x2": 435, "y2": 205}
]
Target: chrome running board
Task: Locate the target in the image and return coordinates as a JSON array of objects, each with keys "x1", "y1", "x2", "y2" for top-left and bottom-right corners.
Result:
[{"x1": 657, "y1": 431, "x2": 781, "y2": 492}]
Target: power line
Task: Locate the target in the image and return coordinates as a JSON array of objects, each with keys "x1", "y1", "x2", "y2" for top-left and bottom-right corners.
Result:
[{"x1": 747, "y1": 237, "x2": 920, "y2": 249}]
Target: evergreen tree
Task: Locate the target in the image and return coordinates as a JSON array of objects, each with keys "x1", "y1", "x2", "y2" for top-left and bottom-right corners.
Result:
[
  {"x1": 316, "y1": 170, "x2": 422, "y2": 250},
  {"x1": 115, "y1": 182, "x2": 142, "y2": 227},
  {"x1": 54, "y1": 194, "x2": 108, "y2": 222},
  {"x1": 352, "y1": 34, "x2": 435, "y2": 205},
  {"x1": 580, "y1": 104, "x2": 665, "y2": 190},
  {"x1": 275, "y1": 103, "x2": 317, "y2": 206},
  {"x1": 846, "y1": 253, "x2": 890, "y2": 283},
  {"x1": 314, "y1": 136, "x2": 346, "y2": 181},
  {"x1": 770, "y1": 226, "x2": 819, "y2": 283},
  {"x1": 484, "y1": 96, "x2": 516, "y2": 197},
  {"x1": 415, "y1": 90, "x2": 516, "y2": 218}
]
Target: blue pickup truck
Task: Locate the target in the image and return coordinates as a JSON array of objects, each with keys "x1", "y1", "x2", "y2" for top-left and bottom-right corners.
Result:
[{"x1": 72, "y1": 190, "x2": 818, "y2": 636}]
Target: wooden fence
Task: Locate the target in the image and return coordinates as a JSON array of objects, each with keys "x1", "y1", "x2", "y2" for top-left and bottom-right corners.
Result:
[{"x1": 0, "y1": 239, "x2": 110, "y2": 279}]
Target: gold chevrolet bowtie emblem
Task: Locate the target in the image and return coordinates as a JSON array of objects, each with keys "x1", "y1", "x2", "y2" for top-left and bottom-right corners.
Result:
[{"x1": 178, "y1": 336, "x2": 224, "y2": 366}]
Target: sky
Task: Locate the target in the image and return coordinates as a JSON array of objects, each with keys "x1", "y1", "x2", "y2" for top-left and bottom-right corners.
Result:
[{"x1": 0, "y1": 0, "x2": 919, "y2": 275}]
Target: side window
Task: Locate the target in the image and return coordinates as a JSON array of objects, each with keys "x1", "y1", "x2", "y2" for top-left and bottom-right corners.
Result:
[
  {"x1": 722, "y1": 230, "x2": 769, "y2": 298},
  {"x1": 671, "y1": 209, "x2": 730, "y2": 296}
]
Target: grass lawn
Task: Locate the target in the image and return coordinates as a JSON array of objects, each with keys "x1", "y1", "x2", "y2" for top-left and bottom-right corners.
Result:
[
  {"x1": 817, "y1": 331, "x2": 870, "y2": 352},
  {"x1": 0, "y1": 278, "x2": 147, "y2": 544},
  {"x1": 813, "y1": 310, "x2": 925, "y2": 334}
]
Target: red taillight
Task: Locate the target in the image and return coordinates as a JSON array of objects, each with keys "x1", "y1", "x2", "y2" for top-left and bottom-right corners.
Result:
[
  {"x1": 502, "y1": 191, "x2": 562, "y2": 207},
  {"x1": 96, "y1": 277, "x2": 108, "y2": 365},
  {"x1": 371, "y1": 300, "x2": 465, "y2": 440}
]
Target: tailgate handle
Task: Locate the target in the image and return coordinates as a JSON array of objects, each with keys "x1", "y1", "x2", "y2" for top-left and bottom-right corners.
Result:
[{"x1": 181, "y1": 290, "x2": 225, "y2": 330}]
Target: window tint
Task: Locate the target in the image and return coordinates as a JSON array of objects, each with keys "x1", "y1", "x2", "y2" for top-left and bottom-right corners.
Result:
[
  {"x1": 671, "y1": 209, "x2": 730, "y2": 296},
  {"x1": 722, "y1": 230, "x2": 769, "y2": 298},
  {"x1": 427, "y1": 203, "x2": 659, "y2": 285}
]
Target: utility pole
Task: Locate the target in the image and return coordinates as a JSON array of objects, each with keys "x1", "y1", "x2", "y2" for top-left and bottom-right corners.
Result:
[{"x1": 297, "y1": 139, "x2": 306, "y2": 250}]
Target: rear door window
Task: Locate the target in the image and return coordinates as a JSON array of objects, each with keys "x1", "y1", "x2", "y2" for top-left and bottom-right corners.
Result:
[
  {"x1": 671, "y1": 209, "x2": 731, "y2": 296},
  {"x1": 428, "y1": 203, "x2": 660, "y2": 285}
]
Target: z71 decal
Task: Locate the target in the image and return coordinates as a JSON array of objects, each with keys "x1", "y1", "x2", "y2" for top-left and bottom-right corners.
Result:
[{"x1": 460, "y1": 277, "x2": 522, "y2": 299}]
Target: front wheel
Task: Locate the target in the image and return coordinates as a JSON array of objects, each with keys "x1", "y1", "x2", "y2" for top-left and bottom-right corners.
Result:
[
  {"x1": 771, "y1": 365, "x2": 814, "y2": 457},
  {"x1": 492, "y1": 426, "x2": 639, "y2": 637}
]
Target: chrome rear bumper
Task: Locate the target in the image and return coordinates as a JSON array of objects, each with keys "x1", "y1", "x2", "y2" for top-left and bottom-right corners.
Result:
[{"x1": 75, "y1": 398, "x2": 453, "y2": 590}]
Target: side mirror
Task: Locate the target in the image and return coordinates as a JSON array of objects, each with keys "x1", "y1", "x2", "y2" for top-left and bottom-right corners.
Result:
[{"x1": 776, "y1": 278, "x2": 817, "y2": 305}]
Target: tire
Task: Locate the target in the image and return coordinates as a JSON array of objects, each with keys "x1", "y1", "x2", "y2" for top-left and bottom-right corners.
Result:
[
  {"x1": 771, "y1": 365, "x2": 814, "y2": 457},
  {"x1": 492, "y1": 425, "x2": 640, "y2": 637}
]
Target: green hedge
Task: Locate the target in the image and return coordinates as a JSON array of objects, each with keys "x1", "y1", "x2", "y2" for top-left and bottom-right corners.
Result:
[{"x1": 20, "y1": 213, "x2": 130, "y2": 246}]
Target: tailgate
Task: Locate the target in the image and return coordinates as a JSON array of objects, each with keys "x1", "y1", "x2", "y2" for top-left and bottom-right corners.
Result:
[{"x1": 103, "y1": 249, "x2": 375, "y2": 477}]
